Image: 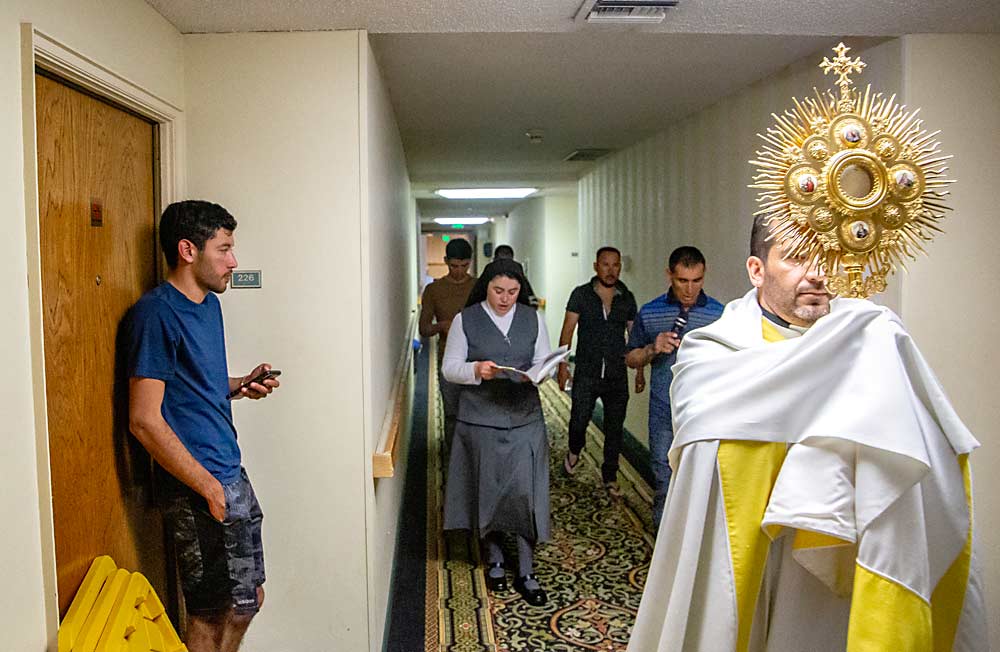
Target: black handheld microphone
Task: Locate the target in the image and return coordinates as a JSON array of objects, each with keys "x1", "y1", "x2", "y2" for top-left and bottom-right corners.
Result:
[{"x1": 670, "y1": 307, "x2": 690, "y2": 337}]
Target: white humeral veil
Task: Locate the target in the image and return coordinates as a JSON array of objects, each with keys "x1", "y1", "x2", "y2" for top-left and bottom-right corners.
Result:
[{"x1": 627, "y1": 289, "x2": 987, "y2": 652}]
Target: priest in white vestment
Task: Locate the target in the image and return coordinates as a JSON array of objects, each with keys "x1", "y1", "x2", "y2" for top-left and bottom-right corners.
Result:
[{"x1": 627, "y1": 215, "x2": 988, "y2": 652}]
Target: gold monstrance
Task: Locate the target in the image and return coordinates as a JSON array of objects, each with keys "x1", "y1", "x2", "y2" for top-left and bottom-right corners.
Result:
[{"x1": 750, "y1": 43, "x2": 955, "y2": 298}]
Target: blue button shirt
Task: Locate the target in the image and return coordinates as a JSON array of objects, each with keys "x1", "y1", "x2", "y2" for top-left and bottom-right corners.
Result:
[{"x1": 627, "y1": 289, "x2": 724, "y2": 432}]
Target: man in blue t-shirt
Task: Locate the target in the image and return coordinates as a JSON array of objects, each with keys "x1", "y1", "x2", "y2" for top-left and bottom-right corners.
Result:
[
  {"x1": 626, "y1": 246, "x2": 724, "y2": 531},
  {"x1": 128, "y1": 200, "x2": 280, "y2": 652}
]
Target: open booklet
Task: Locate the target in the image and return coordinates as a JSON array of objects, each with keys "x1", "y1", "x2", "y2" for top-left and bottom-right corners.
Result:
[{"x1": 493, "y1": 345, "x2": 570, "y2": 385}]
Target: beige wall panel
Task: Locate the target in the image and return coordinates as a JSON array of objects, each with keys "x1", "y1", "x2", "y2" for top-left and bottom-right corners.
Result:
[
  {"x1": 501, "y1": 194, "x2": 579, "y2": 348},
  {"x1": 543, "y1": 194, "x2": 580, "y2": 348},
  {"x1": 484, "y1": 217, "x2": 509, "y2": 275},
  {"x1": 506, "y1": 196, "x2": 547, "y2": 304},
  {"x1": 900, "y1": 33, "x2": 1000, "y2": 646},
  {"x1": 183, "y1": 31, "x2": 368, "y2": 651}
]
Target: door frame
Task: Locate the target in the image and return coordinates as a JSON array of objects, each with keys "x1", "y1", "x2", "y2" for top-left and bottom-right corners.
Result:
[{"x1": 19, "y1": 23, "x2": 185, "y2": 645}]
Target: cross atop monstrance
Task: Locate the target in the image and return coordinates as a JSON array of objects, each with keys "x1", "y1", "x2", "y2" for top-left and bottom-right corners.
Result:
[{"x1": 820, "y1": 42, "x2": 866, "y2": 104}]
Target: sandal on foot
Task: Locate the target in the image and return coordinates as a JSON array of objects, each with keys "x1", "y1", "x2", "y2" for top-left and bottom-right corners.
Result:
[{"x1": 563, "y1": 451, "x2": 581, "y2": 475}]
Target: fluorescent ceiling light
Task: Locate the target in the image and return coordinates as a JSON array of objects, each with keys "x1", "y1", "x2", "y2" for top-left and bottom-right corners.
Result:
[
  {"x1": 435, "y1": 188, "x2": 537, "y2": 199},
  {"x1": 433, "y1": 217, "x2": 490, "y2": 225}
]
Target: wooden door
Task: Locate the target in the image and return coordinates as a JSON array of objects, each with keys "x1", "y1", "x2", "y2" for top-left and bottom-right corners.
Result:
[{"x1": 35, "y1": 71, "x2": 167, "y2": 615}]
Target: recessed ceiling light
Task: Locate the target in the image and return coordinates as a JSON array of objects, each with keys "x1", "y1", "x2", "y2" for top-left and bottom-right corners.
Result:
[
  {"x1": 435, "y1": 188, "x2": 537, "y2": 200},
  {"x1": 433, "y1": 217, "x2": 491, "y2": 225}
]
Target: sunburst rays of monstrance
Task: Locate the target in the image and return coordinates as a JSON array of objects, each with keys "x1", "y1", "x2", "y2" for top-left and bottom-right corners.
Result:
[{"x1": 750, "y1": 43, "x2": 955, "y2": 298}]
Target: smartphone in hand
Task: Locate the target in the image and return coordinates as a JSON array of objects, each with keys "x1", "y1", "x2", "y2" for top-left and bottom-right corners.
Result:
[{"x1": 227, "y1": 369, "x2": 281, "y2": 399}]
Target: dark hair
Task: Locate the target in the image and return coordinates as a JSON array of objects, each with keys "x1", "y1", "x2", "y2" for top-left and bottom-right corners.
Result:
[
  {"x1": 595, "y1": 246, "x2": 621, "y2": 261},
  {"x1": 159, "y1": 200, "x2": 237, "y2": 269},
  {"x1": 445, "y1": 238, "x2": 473, "y2": 260},
  {"x1": 749, "y1": 214, "x2": 777, "y2": 261},
  {"x1": 668, "y1": 246, "x2": 705, "y2": 272},
  {"x1": 465, "y1": 259, "x2": 531, "y2": 308},
  {"x1": 493, "y1": 244, "x2": 515, "y2": 259}
]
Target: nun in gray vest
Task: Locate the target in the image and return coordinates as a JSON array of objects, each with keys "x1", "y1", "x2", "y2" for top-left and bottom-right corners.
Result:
[{"x1": 441, "y1": 258, "x2": 554, "y2": 606}]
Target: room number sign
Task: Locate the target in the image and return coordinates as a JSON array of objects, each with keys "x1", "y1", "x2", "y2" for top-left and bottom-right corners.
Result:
[{"x1": 231, "y1": 270, "x2": 262, "y2": 289}]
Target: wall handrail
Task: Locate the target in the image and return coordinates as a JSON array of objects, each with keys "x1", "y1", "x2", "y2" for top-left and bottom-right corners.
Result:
[{"x1": 371, "y1": 314, "x2": 417, "y2": 478}]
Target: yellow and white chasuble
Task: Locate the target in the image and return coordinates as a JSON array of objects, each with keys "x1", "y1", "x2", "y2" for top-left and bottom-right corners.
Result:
[{"x1": 627, "y1": 290, "x2": 987, "y2": 652}]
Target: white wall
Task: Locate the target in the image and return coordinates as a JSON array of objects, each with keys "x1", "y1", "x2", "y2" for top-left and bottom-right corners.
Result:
[
  {"x1": 899, "y1": 33, "x2": 1000, "y2": 646},
  {"x1": 2, "y1": 1, "x2": 185, "y2": 648},
  {"x1": 578, "y1": 40, "x2": 902, "y2": 442},
  {"x1": 361, "y1": 39, "x2": 417, "y2": 652},
  {"x1": 503, "y1": 195, "x2": 580, "y2": 347},
  {"x1": 541, "y1": 194, "x2": 581, "y2": 345},
  {"x1": 184, "y1": 31, "x2": 370, "y2": 651},
  {"x1": 505, "y1": 196, "x2": 547, "y2": 299},
  {"x1": 483, "y1": 213, "x2": 510, "y2": 275},
  {"x1": 473, "y1": 223, "x2": 492, "y2": 273}
]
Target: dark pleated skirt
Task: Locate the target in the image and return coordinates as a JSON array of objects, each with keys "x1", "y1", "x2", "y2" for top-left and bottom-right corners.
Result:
[{"x1": 443, "y1": 418, "x2": 550, "y2": 543}]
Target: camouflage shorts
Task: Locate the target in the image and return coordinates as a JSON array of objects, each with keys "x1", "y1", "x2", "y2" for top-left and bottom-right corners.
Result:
[{"x1": 163, "y1": 467, "x2": 265, "y2": 616}]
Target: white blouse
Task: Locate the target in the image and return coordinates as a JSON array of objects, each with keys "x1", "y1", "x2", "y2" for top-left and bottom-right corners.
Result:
[{"x1": 441, "y1": 302, "x2": 552, "y2": 385}]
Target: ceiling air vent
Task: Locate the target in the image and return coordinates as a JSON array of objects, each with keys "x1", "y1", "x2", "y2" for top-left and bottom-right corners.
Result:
[
  {"x1": 576, "y1": 0, "x2": 679, "y2": 24},
  {"x1": 564, "y1": 148, "x2": 613, "y2": 162}
]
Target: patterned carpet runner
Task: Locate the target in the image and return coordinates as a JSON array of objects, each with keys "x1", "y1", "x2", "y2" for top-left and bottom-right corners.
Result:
[{"x1": 426, "y1": 353, "x2": 656, "y2": 651}]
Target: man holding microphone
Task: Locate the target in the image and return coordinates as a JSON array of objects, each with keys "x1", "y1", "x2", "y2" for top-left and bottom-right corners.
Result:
[{"x1": 625, "y1": 246, "x2": 723, "y2": 531}]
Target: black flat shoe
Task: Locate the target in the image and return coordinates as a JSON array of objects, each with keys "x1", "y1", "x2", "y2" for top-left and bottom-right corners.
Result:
[
  {"x1": 513, "y1": 574, "x2": 547, "y2": 606},
  {"x1": 485, "y1": 562, "x2": 507, "y2": 592}
]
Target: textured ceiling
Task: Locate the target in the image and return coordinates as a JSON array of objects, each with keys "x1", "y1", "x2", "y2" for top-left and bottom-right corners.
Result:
[
  {"x1": 146, "y1": 1, "x2": 1000, "y2": 218},
  {"x1": 147, "y1": 0, "x2": 1000, "y2": 36},
  {"x1": 379, "y1": 32, "x2": 843, "y2": 187}
]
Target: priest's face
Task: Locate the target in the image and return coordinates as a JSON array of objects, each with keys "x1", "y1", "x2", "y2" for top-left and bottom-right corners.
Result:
[{"x1": 747, "y1": 245, "x2": 830, "y2": 327}]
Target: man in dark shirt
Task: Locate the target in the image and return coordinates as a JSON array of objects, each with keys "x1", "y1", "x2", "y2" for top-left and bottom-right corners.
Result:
[{"x1": 557, "y1": 246, "x2": 638, "y2": 496}]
